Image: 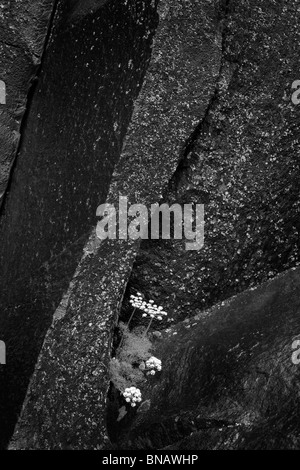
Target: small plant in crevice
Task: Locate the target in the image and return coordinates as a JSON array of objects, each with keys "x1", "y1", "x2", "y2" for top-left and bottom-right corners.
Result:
[
  {"x1": 144, "y1": 356, "x2": 162, "y2": 376},
  {"x1": 128, "y1": 291, "x2": 144, "y2": 327},
  {"x1": 109, "y1": 324, "x2": 152, "y2": 393},
  {"x1": 122, "y1": 387, "x2": 142, "y2": 407},
  {"x1": 128, "y1": 291, "x2": 168, "y2": 334},
  {"x1": 141, "y1": 300, "x2": 168, "y2": 335},
  {"x1": 109, "y1": 292, "x2": 166, "y2": 420}
]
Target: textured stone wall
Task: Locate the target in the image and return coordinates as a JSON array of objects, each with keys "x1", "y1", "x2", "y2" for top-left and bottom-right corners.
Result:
[
  {"x1": 114, "y1": 266, "x2": 300, "y2": 449},
  {"x1": 8, "y1": 0, "x2": 222, "y2": 450},
  {"x1": 0, "y1": 0, "x2": 57, "y2": 207},
  {"x1": 124, "y1": 0, "x2": 300, "y2": 326},
  {"x1": 0, "y1": 0, "x2": 157, "y2": 448},
  {"x1": 2, "y1": 0, "x2": 300, "y2": 451}
]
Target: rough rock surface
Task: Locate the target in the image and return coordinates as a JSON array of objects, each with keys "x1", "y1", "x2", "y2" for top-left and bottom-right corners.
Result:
[
  {"x1": 2, "y1": 0, "x2": 300, "y2": 451},
  {"x1": 0, "y1": 0, "x2": 157, "y2": 448},
  {"x1": 8, "y1": 0, "x2": 223, "y2": 450},
  {"x1": 124, "y1": 0, "x2": 300, "y2": 326},
  {"x1": 0, "y1": 0, "x2": 57, "y2": 207},
  {"x1": 67, "y1": 0, "x2": 110, "y2": 22},
  {"x1": 114, "y1": 267, "x2": 300, "y2": 450}
]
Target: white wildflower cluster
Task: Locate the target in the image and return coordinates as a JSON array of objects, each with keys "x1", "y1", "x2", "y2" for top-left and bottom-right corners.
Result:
[
  {"x1": 129, "y1": 293, "x2": 167, "y2": 321},
  {"x1": 129, "y1": 292, "x2": 144, "y2": 309},
  {"x1": 141, "y1": 300, "x2": 167, "y2": 321},
  {"x1": 145, "y1": 356, "x2": 162, "y2": 375},
  {"x1": 122, "y1": 387, "x2": 142, "y2": 407}
]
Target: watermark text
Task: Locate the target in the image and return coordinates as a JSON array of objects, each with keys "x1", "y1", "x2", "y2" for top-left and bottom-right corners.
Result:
[{"x1": 96, "y1": 197, "x2": 204, "y2": 251}]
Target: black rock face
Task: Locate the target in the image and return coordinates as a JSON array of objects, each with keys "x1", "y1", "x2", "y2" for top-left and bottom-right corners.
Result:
[
  {"x1": 1, "y1": 0, "x2": 300, "y2": 451},
  {"x1": 0, "y1": 0, "x2": 57, "y2": 207},
  {"x1": 125, "y1": 0, "x2": 300, "y2": 325},
  {"x1": 0, "y1": 0, "x2": 157, "y2": 448},
  {"x1": 116, "y1": 267, "x2": 300, "y2": 450},
  {"x1": 8, "y1": 0, "x2": 219, "y2": 449}
]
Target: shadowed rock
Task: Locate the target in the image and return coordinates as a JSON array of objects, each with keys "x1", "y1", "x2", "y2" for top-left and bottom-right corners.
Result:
[
  {"x1": 115, "y1": 266, "x2": 300, "y2": 450},
  {"x1": 0, "y1": 0, "x2": 157, "y2": 448},
  {"x1": 0, "y1": 0, "x2": 57, "y2": 208},
  {"x1": 8, "y1": 0, "x2": 222, "y2": 450},
  {"x1": 3, "y1": 0, "x2": 300, "y2": 451},
  {"x1": 125, "y1": 0, "x2": 300, "y2": 326},
  {"x1": 67, "y1": 0, "x2": 111, "y2": 22}
]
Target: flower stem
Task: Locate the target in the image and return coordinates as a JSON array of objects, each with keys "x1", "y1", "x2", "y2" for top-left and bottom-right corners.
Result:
[
  {"x1": 119, "y1": 308, "x2": 136, "y2": 350},
  {"x1": 127, "y1": 308, "x2": 136, "y2": 329},
  {"x1": 144, "y1": 317, "x2": 154, "y2": 336}
]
